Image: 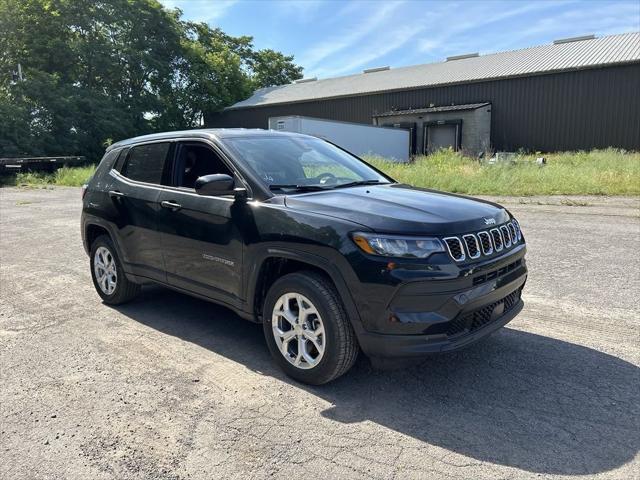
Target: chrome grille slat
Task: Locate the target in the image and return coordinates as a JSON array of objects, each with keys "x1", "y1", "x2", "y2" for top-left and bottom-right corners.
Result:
[
  {"x1": 512, "y1": 220, "x2": 522, "y2": 241},
  {"x1": 490, "y1": 228, "x2": 504, "y2": 251},
  {"x1": 477, "y1": 231, "x2": 493, "y2": 255},
  {"x1": 500, "y1": 225, "x2": 512, "y2": 248},
  {"x1": 508, "y1": 222, "x2": 518, "y2": 244},
  {"x1": 443, "y1": 237, "x2": 466, "y2": 262},
  {"x1": 462, "y1": 234, "x2": 481, "y2": 259}
]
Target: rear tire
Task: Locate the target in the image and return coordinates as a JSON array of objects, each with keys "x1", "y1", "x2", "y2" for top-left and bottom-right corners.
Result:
[
  {"x1": 263, "y1": 271, "x2": 358, "y2": 385},
  {"x1": 90, "y1": 234, "x2": 140, "y2": 305}
]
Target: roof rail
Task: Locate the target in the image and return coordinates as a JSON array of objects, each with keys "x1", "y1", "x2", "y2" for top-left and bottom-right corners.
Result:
[
  {"x1": 553, "y1": 34, "x2": 596, "y2": 44},
  {"x1": 295, "y1": 77, "x2": 317, "y2": 84},
  {"x1": 446, "y1": 52, "x2": 479, "y2": 61},
  {"x1": 363, "y1": 66, "x2": 390, "y2": 73}
]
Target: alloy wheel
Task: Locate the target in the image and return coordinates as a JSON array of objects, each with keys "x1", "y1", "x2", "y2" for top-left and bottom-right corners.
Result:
[
  {"x1": 94, "y1": 246, "x2": 117, "y2": 295},
  {"x1": 271, "y1": 293, "x2": 325, "y2": 369}
]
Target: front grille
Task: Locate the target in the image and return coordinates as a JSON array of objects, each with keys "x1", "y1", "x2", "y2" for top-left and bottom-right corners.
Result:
[
  {"x1": 442, "y1": 221, "x2": 522, "y2": 262},
  {"x1": 472, "y1": 259, "x2": 522, "y2": 286},
  {"x1": 444, "y1": 237, "x2": 465, "y2": 262},
  {"x1": 446, "y1": 288, "x2": 522, "y2": 337}
]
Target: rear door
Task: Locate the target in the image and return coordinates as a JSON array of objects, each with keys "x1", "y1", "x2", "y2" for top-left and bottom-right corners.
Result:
[
  {"x1": 109, "y1": 141, "x2": 171, "y2": 281},
  {"x1": 157, "y1": 141, "x2": 245, "y2": 307}
]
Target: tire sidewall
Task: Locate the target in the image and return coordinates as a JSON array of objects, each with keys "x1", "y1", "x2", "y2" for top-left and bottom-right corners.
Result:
[{"x1": 262, "y1": 273, "x2": 347, "y2": 384}]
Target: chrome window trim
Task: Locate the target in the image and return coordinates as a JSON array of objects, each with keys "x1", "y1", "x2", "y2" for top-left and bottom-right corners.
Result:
[
  {"x1": 443, "y1": 236, "x2": 466, "y2": 262},
  {"x1": 490, "y1": 228, "x2": 504, "y2": 251},
  {"x1": 462, "y1": 234, "x2": 481, "y2": 259},
  {"x1": 477, "y1": 231, "x2": 494, "y2": 255}
]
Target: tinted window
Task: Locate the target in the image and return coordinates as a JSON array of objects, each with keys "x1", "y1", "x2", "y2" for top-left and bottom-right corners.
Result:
[
  {"x1": 174, "y1": 144, "x2": 232, "y2": 188},
  {"x1": 94, "y1": 149, "x2": 120, "y2": 178},
  {"x1": 114, "y1": 147, "x2": 129, "y2": 172},
  {"x1": 223, "y1": 136, "x2": 389, "y2": 189},
  {"x1": 122, "y1": 143, "x2": 169, "y2": 184}
]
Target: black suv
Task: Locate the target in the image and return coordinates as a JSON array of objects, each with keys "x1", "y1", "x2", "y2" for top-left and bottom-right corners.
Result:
[{"x1": 82, "y1": 129, "x2": 527, "y2": 384}]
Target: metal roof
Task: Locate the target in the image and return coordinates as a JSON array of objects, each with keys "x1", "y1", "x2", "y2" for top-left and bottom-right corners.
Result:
[
  {"x1": 374, "y1": 103, "x2": 490, "y2": 117},
  {"x1": 228, "y1": 32, "x2": 640, "y2": 110}
]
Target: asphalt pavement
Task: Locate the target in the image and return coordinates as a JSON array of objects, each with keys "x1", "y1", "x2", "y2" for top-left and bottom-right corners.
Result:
[{"x1": 1, "y1": 187, "x2": 638, "y2": 479}]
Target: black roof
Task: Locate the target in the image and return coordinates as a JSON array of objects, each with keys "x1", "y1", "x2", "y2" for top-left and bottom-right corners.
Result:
[{"x1": 107, "y1": 128, "x2": 309, "y2": 151}]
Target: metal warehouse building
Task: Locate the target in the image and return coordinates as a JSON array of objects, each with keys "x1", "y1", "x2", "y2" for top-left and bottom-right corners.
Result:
[{"x1": 208, "y1": 32, "x2": 640, "y2": 154}]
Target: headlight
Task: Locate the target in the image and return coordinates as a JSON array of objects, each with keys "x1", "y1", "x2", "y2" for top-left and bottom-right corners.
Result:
[{"x1": 352, "y1": 232, "x2": 444, "y2": 259}]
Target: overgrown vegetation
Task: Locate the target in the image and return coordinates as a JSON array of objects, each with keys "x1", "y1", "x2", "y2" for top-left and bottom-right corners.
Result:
[
  {"x1": 4, "y1": 149, "x2": 638, "y2": 195},
  {"x1": 0, "y1": 0, "x2": 302, "y2": 160},
  {"x1": 367, "y1": 148, "x2": 640, "y2": 196},
  {"x1": 3, "y1": 165, "x2": 97, "y2": 187}
]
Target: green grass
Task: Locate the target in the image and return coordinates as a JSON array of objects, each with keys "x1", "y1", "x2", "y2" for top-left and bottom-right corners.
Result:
[
  {"x1": 2, "y1": 165, "x2": 97, "y2": 188},
  {"x1": 366, "y1": 148, "x2": 640, "y2": 196},
  {"x1": 2, "y1": 148, "x2": 638, "y2": 195}
]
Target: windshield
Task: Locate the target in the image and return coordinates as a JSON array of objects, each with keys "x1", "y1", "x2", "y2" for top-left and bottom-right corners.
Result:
[{"x1": 223, "y1": 135, "x2": 391, "y2": 192}]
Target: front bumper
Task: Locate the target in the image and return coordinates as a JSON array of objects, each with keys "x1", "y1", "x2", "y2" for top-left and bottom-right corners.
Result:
[
  {"x1": 357, "y1": 286, "x2": 524, "y2": 358},
  {"x1": 349, "y1": 245, "x2": 527, "y2": 358}
]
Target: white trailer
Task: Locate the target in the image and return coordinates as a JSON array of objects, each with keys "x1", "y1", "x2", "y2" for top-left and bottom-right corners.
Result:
[{"x1": 268, "y1": 115, "x2": 410, "y2": 162}]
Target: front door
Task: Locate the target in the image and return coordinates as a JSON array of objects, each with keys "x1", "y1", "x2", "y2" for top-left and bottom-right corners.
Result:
[{"x1": 157, "y1": 141, "x2": 244, "y2": 307}]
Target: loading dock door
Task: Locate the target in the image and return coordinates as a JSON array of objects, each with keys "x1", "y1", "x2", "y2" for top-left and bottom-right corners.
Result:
[{"x1": 424, "y1": 120, "x2": 462, "y2": 153}]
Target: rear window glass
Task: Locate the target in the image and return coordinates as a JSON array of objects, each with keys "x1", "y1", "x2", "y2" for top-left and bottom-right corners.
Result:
[{"x1": 122, "y1": 143, "x2": 170, "y2": 184}]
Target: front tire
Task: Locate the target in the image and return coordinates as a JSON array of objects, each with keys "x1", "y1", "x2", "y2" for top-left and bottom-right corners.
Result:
[
  {"x1": 90, "y1": 235, "x2": 140, "y2": 305},
  {"x1": 263, "y1": 271, "x2": 358, "y2": 385}
]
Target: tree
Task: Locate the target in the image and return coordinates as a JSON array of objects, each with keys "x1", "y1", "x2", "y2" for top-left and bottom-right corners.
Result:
[
  {"x1": 249, "y1": 49, "x2": 303, "y2": 89},
  {"x1": 0, "y1": 0, "x2": 303, "y2": 159}
]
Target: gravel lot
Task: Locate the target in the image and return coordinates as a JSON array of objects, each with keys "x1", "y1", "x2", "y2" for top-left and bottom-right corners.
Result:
[{"x1": 1, "y1": 187, "x2": 639, "y2": 480}]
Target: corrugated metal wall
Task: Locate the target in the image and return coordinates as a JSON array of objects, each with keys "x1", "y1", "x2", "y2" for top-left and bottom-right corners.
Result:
[{"x1": 207, "y1": 64, "x2": 640, "y2": 152}]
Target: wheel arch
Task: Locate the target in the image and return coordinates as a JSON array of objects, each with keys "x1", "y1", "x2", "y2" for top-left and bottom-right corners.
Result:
[
  {"x1": 247, "y1": 248, "x2": 364, "y2": 335},
  {"x1": 84, "y1": 223, "x2": 110, "y2": 252}
]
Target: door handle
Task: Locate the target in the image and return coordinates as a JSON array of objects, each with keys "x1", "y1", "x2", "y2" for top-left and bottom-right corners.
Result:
[
  {"x1": 108, "y1": 190, "x2": 125, "y2": 198},
  {"x1": 161, "y1": 200, "x2": 182, "y2": 211}
]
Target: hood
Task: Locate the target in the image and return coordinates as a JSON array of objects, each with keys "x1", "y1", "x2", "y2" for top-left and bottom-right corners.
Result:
[{"x1": 284, "y1": 184, "x2": 510, "y2": 235}]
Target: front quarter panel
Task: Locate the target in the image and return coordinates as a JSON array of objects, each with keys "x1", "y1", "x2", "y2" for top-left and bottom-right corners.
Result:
[{"x1": 242, "y1": 200, "x2": 367, "y2": 325}]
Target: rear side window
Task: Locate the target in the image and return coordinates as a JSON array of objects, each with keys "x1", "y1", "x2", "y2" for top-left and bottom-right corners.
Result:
[
  {"x1": 122, "y1": 143, "x2": 170, "y2": 184},
  {"x1": 94, "y1": 149, "x2": 120, "y2": 178}
]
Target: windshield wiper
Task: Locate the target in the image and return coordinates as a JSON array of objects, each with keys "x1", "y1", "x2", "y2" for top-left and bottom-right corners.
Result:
[
  {"x1": 269, "y1": 184, "x2": 329, "y2": 192},
  {"x1": 331, "y1": 179, "x2": 390, "y2": 189}
]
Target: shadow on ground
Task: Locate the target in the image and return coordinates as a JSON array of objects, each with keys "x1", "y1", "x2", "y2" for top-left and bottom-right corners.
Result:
[{"x1": 114, "y1": 286, "x2": 639, "y2": 476}]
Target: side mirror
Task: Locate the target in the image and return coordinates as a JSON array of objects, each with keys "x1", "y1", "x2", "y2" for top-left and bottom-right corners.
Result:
[{"x1": 195, "y1": 174, "x2": 235, "y2": 196}]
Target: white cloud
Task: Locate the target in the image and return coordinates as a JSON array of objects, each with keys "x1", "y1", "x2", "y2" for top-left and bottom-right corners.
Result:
[
  {"x1": 313, "y1": 23, "x2": 427, "y2": 77},
  {"x1": 299, "y1": 1, "x2": 406, "y2": 70}
]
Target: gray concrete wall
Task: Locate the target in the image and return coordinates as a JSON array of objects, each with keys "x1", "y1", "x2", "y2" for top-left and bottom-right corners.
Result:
[{"x1": 375, "y1": 105, "x2": 491, "y2": 156}]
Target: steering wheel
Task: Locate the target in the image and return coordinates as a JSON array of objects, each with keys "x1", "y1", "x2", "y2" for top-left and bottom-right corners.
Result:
[{"x1": 316, "y1": 172, "x2": 336, "y2": 185}]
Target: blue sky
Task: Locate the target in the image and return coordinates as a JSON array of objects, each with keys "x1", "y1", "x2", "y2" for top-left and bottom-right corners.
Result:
[{"x1": 160, "y1": 0, "x2": 640, "y2": 79}]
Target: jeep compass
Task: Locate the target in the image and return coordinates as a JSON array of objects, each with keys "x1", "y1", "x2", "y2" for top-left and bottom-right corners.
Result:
[{"x1": 81, "y1": 129, "x2": 527, "y2": 384}]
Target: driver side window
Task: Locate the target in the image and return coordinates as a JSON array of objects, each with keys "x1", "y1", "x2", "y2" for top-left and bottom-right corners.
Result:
[{"x1": 173, "y1": 143, "x2": 232, "y2": 189}]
